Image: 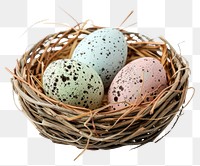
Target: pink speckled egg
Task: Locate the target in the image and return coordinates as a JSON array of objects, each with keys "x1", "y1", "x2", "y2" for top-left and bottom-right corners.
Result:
[{"x1": 108, "y1": 57, "x2": 168, "y2": 110}]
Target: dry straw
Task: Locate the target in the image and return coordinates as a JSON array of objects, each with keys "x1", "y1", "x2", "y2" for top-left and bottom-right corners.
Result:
[{"x1": 7, "y1": 19, "x2": 193, "y2": 159}]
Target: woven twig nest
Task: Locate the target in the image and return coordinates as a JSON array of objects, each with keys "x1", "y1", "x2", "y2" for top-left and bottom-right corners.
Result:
[{"x1": 10, "y1": 23, "x2": 190, "y2": 151}]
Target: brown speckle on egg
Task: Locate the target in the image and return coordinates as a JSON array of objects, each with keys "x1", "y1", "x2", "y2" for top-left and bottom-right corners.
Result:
[
  {"x1": 114, "y1": 96, "x2": 118, "y2": 102},
  {"x1": 117, "y1": 91, "x2": 120, "y2": 97},
  {"x1": 119, "y1": 86, "x2": 124, "y2": 91},
  {"x1": 73, "y1": 76, "x2": 78, "y2": 81}
]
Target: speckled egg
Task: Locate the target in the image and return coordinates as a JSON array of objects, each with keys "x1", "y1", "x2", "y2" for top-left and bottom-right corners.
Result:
[
  {"x1": 108, "y1": 57, "x2": 168, "y2": 110},
  {"x1": 72, "y1": 28, "x2": 127, "y2": 88},
  {"x1": 42, "y1": 59, "x2": 104, "y2": 109}
]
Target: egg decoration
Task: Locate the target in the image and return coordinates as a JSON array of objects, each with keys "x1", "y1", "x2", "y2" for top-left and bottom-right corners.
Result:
[
  {"x1": 42, "y1": 59, "x2": 104, "y2": 109},
  {"x1": 72, "y1": 28, "x2": 127, "y2": 88},
  {"x1": 108, "y1": 57, "x2": 168, "y2": 110}
]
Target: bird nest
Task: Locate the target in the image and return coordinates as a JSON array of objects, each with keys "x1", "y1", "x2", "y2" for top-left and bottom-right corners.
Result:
[{"x1": 8, "y1": 22, "x2": 191, "y2": 157}]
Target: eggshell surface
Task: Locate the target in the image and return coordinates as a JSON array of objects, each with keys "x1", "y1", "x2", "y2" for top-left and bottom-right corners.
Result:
[
  {"x1": 42, "y1": 59, "x2": 104, "y2": 109},
  {"x1": 108, "y1": 57, "x2": 168, "y2": 110},
  {"x1": 72, "y1": 28, "x2": 127, "y2": 88}
]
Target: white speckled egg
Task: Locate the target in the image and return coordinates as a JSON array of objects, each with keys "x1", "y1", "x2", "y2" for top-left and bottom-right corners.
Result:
[
  {"x1": 108, "y1": 57, "x2": 168, "y2": 110},
  {"x1": 72, "y1": 28, "x2": 127, "y2": 88},
  {"x1": 42, "y1": 59, "x2": 104, "y2": 109}
]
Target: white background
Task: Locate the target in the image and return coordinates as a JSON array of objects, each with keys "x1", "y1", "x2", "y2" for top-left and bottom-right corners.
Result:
[{"x1": 0, "y1": 0, "x2": 199, "y2": 165}]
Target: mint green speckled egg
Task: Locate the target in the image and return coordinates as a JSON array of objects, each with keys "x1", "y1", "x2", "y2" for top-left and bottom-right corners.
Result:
[{"x1": 42, "y1": 59, "x2": 104, "y2": 109}]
